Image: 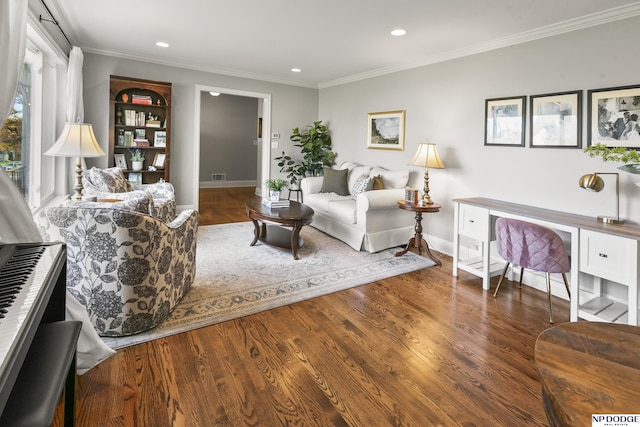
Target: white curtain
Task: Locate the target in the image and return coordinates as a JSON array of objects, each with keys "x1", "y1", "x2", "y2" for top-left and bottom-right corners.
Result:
[
  {"x1": 0, "y1": 0, "x2": 28, "y2": 120},
  {"x1": 66, "y1": 46, "x2": 84, "y2": 123}
]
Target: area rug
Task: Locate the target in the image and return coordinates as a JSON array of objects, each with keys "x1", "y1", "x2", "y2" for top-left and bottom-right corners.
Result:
[{"x1": 103, "y1": 222, "x2": 435, "y2": 349}]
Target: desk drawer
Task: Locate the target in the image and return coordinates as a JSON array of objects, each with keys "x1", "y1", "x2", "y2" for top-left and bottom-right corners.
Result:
[
  {"x1": 580, "y1": 229, "x2": 637, "y2": 286},
  {"x1": 459, "y1": 204, "x2": 488, "y2": 240}
]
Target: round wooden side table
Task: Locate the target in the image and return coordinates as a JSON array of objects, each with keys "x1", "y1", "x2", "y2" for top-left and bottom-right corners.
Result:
[{"x1": 395, "y1": 200, "x2": 441, "y2": 266}]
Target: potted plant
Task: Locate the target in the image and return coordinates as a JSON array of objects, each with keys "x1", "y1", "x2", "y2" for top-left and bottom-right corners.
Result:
[
  {"x1": 275, "y1": 120, "x2": 337, "y2": 188},
  {"x1": 265, "y1": 178, "x2": 288, "y2": 201},
  {"x1": 129, "y1": 149, "x2": 145, "y2": 171},
  {"x1": 584, "y1": 143, "x2": 640, "y2": 174}
]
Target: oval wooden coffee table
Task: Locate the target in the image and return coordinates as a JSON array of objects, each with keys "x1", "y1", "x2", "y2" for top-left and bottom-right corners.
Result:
[{"x1": 245, "y1": 199, "x2": 314, "y2": 260}]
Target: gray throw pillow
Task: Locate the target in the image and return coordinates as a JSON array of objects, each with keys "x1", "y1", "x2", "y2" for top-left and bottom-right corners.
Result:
[{"x1": 319, "y1": 167, "x2": 349, "y2": 196}]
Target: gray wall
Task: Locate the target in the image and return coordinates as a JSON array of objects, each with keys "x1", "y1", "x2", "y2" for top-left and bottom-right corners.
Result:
[
  {"x1": 80, "y1": 15, "x2": 638, "y2": 253},
  {"x1": 199, "y1": 93, "x2": 258, "y2": 182},
  {"x1": 319, "y1": 16, "x2": 640, "y2": 253},
  {"x1": 81, "y1": 52, "x2": 319, "y2": 208}
]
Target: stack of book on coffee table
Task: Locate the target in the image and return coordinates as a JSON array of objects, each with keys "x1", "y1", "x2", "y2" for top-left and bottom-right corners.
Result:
[{"x1": 262, "y1": 198, "x2": 290, "y2": 209}]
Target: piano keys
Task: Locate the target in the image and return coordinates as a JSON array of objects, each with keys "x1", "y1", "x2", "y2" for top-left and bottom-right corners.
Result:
[{"x1": 0, "y1": 242, "x2": 78, "y2": 425}]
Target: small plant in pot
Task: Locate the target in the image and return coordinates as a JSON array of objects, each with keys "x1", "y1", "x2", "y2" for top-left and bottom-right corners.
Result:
[
  {"x1": 266, "y1": 178, "x2": 288, "y2": 201},
  {"x1": 129, "y1": 149, "x2": 145, "y2": 171},
  {"x1": 275, "y1": 120, "x2": 336, "y2": 188}
]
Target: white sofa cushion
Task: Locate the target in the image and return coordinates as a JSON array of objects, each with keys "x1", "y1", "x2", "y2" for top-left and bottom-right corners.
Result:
[
  {"x1": 370, "y1": 166, "x2": 409, "y2": 189},
  {"x1": 305, "y1": 192, "x2": 352, "y2": 212},
  {"x1": 327, "y1": 199, "x2": 357, "y2": 224}
]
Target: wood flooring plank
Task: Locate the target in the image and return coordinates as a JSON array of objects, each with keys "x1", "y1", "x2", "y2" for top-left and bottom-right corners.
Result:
[{"x1": 54, "y1": 188, "x2": 567, "y2": 426}]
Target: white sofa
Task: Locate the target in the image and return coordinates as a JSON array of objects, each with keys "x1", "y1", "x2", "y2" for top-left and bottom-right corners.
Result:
[{"x1": 300, "y1": 162, "x2": 415, "y2": 253}]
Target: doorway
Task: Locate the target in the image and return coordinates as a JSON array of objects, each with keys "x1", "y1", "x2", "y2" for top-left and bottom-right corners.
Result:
[{"x1": 193, "y1": 85, "x2": 271, "y2": 211}]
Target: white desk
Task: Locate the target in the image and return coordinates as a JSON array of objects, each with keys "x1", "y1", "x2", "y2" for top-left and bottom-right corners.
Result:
[{"x1": 452, "y1": 197, "x2": 640, "y2": 325}]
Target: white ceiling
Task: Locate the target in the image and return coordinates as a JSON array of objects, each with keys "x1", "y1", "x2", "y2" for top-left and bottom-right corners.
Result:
[{"x1": 44, "y1": 0, "x2": 640, "y2": 88}]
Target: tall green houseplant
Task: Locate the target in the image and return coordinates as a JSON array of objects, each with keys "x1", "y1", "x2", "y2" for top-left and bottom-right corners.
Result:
[{"x1": 275, "y1": 120, "x2": 336, "y2": 186}]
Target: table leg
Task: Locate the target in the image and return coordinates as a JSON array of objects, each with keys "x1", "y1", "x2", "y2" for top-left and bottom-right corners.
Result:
[
  {"x1": 416, "y1": 237, "x2": 442, "y2": 266},
  {"x1": 395, "y1": 211, "x2": 441, "y2": 265},
  {"x1": 291, "y1": 223, "x2": 303, "y2": 260},
  {"x1": 249, "y1": 218, "x2": 260, "y2": 246}
]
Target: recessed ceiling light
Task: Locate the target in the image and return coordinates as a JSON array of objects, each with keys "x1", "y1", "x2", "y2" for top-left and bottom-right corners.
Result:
[
  {"x1": 391, "y1": 29, "x2": 407, "y2": 36},
  {"x1": 291, "y1": 68, "x2": 302, "y2": 73},
  {"x1": 209, "y1": 91, "x2": 220, "y2": 97},
  {"x1": 156, "y1": 41, "x2": 170, "y2": 48}
]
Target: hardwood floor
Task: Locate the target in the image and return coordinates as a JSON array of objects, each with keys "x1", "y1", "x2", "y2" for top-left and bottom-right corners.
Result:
[{"x1": 61, "y1": 188, "x2": 566, "y2": 426}]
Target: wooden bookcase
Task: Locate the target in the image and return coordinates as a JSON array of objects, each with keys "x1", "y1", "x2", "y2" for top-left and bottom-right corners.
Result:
[{"x1": 108, "y1": 75, "x2": 171, "y2": 184}]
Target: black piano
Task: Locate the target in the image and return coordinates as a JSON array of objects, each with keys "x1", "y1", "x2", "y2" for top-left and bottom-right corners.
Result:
[{"x1": 0, "y1": 243, "x2": 81, "y2": 427}]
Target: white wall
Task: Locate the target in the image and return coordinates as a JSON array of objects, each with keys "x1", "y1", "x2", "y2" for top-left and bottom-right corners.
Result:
[
  {"x1": 319, "y1": 16, "x2": 640, "y2": 253},
  {"x1": 81, "y1": 53, "x2": 319, "y2": 209}
]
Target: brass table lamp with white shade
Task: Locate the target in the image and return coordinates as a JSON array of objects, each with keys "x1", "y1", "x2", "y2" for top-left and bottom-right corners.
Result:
[
  {"x1": 578, "y1": 172, "x2": 624, "y2": 224},
  {"x1": 45, "y1": 123, "x2": 105, "y2": 200},
  {"x1": 409, "y1": 142, "x2": 445, "y2": 205}
]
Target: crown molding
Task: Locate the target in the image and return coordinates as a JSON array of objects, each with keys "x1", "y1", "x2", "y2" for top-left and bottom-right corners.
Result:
[
  {"x1": 318, "y1": 2, "x2": 640, "y2": 89},
  {"x1": 80, "y1": 46, "x2": 319, "y2": 89}
]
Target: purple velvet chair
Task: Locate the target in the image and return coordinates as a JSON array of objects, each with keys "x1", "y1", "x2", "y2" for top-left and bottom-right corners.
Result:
[{"x1": 493, "y1": 218, "x2": 571, "y2": 323}]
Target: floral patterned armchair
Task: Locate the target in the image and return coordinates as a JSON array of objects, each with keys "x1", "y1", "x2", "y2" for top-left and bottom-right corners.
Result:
[
  {"x1": 82, "y1": 167, "x2": 176, "y2": 222},
  {"x1": 36, "y1": 201, "x2": 198, "y2": 336}
]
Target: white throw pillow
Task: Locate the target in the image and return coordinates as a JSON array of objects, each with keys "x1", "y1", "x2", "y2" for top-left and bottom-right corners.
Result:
[
  {"x1": 348, "y1": 165, "x2": 373, "y2": 193},
  {"x1": 370, "y1": 167, "x2": 409, "y2": 189},
  {"x1": 351, "y1": 174, "x2": 373, "y2": 199}
]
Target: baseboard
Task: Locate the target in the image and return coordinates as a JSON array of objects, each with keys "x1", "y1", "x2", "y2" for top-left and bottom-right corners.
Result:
[{"x1": 199, "y1": 180, "x2": 256, "y2": 188}]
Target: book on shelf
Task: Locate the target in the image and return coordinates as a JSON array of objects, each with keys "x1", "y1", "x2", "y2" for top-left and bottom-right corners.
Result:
[
  {"x1": 123, "y1": 130, "x2": 134, "y2": 147},
  {"x1": 262, "y1": 198, "x2": 290, "y2": 208},
  {"x1": 147, "y1": 120, "x2": 161, "y2": 128},
  {"x1": 124, "y1": 110, "x2": 135, "y2": 126},
  {"x1": 131, "y1": 95, "x2": 153, "y2": 105},
  {"x1": 133, "y1": 139, "x2": 150, "y2": 147}
]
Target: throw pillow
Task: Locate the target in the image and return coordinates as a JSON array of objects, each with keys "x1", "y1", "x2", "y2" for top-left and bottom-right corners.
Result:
[
  {"x1": 85, "y1": 167, "x2": 132, "y2": 193},
  {"x1": 370, "y1": 167, "x2": 409, "y2": 189},
  {"x1": 371, "y1": 175, "x2": 384, "y2": 190},
  {"x1": 319, "y1": 167, "x2": 349, "y2": 196},
  {"x1": 351, "y1": 174, "x2": 373, "y2": 199}
]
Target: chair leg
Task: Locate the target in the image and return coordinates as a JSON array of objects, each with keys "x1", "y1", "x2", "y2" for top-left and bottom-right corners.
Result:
[
  {"x1": 561, "y1": 273, "x2": 571, "y2": 299},
  {"x1": 546, "y1": 273, "x2": 554, "y2": 324},
  {"x1": 493, "y1": 262, "x2": 510, "y2": 297},
  {"x1": 518, "y1": 267, "x2": 524, "y2": 288}
]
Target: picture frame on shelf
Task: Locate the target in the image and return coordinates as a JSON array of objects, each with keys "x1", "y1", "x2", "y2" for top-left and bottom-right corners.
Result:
[
  {"x1": 366, "y1": 110, "x2": 405, "y2": 150},
  {"x1": 154, "y1": 131, "x2": 166, "y2": 147},
  {"x1": 152, "y1": 153, "x2": 166, "y2": 169},
  {"x1": 484, "y1": 96, "x2": 526, "y2": 146},
  {"x1": 128, "y1": 173, "x2": 142, "y2": 184},
  {"x1": 530, "y1": 91, "x2": 582, "y2": 148},
  {"x1": 587, "y1": 84, "x2": 640, "y2": 147},
  {"x1": 114, "y1": 153, "x2": 127, "y2": 170}
]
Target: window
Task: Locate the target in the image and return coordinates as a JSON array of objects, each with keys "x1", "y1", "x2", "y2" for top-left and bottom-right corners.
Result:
[
  {"x1": 0, "y1": 21, "x2": 65, "y2": 210},
  {"x1": 1, "y1": 48, "x2": 36, "y2": 206}
]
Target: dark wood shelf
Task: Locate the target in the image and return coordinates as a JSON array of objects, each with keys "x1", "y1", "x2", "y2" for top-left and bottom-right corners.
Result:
[{"x1": 109, "y1": 75, "x2": 171, "y2": 184}]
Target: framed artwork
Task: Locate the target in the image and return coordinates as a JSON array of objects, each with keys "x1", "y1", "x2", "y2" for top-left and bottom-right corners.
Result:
[
  {"x1": 587, "y1": 84, "x2": 640, "y2": 147},
  {"x1": 128, "y1": 173, "x2": 142, "y2": 184},
  {"x1": 114, "y1": 153, "x2": 127, "y2": 169},
  {"x1": 367, "y1": 110, "x2": 405, "y2": 150},
  {"x1": 484, "y1": 96, "x2": 526, "y2": 146},
  {"x1": 529, "y1": 91, "x2": 582, "y2": 148},
  {"x1": 154, "y1": 131, "x2": 167, "y2": 147},
  {"x1": 153, "y1": 153, "x2": 166, "y2": 169}
]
